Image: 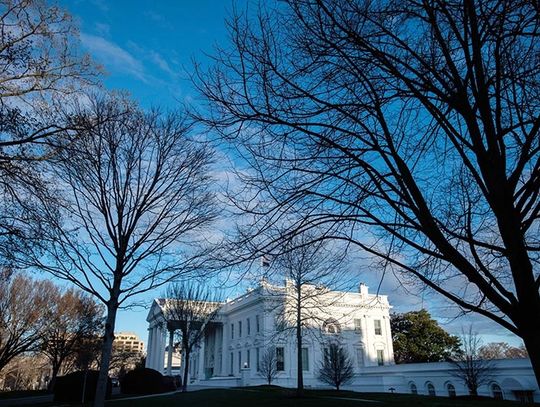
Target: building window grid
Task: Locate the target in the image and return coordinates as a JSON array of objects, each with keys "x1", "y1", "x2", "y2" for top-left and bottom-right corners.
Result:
[
  {"x1": 376, "y1": 349, "x2": 384, "y2": 366},
  {"x1": 231, "y1": 323, "x2": 234, "y2": 339},
  {"x1": 256, "y1": 315, "x2": 260, "y2": 332},
  {"x1": 238, "y1": 351, "x2": 242, "y2": 371},
  {"x1": 301, "y1": 348, "x2": 309, "y2": 371},
  {"x1": 239, "y1": 321, "x2": 242, "y2": 337},
  {"x1": 374, "y1": 319, "x2": 382, "y2": 335},
  {"x1": 247, "y1": 349, "x2": 251, "y2": 368},
  {"x1": 276, "y1": 347, "x2": 285, "y2": 371},
  {"x1": 247, "y1": 318, "x2": 251, "y2": 335}
]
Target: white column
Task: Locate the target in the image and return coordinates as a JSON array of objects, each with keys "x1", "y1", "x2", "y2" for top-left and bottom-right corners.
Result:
[
  {"x1": 157, "y1": 325, "x2": 166, "y2": 373},
  {"x1": 152, "y1": 326, "x2": 159, "y2": 370},
  {"x1": 221, "y1": 323, "x2": 228, "y2": 376},
  {"x1": 198, "y1": 334, "x2": 206, "y2": 380},
  {"x1": 167, "y1": 329, "x2": 174, "y2": 376},
  {"x1": 145, "y1": 327, "x2": 154, "y2": 368}
]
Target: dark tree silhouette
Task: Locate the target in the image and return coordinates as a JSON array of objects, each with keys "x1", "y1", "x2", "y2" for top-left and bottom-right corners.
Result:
[
  {"x1": 258, "y1": 347, "x2": 279, "y2": 385},
  {"x1": 0, "y1": 271, "x2": 56, "y2": 372},
  {"x1": 450, "y1": 328, "x2": 496, "y2": 396},
  {"x1": 164, "y1": 282, "x2": 221, "y2": 392},
  {"x1": 41, "y1": 288, "x2": 103, "y2": 392},
  {"x1": 317, "y1": 342, "x2": 354, "y2": 391},
  {"x1": 263, "y1": 234, "x2": 351, "y2": 397},
  {"x1": 195, "y1": 0, "x2": 540, "y2": 387},
  {"x1": 25, "y1": 95, "x2": 217, "y2": 406},
  {"x1": 0, "y1": 0, "x2": 99, "y2": 270}
]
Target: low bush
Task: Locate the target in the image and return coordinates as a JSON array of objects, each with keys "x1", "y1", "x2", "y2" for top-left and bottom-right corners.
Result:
[
  {"x1": 120, "y1": 368, "x2": 176, "y2": 395},
  {"x1": 53, "y1": 370, "x2": 112, "y2": 402}
]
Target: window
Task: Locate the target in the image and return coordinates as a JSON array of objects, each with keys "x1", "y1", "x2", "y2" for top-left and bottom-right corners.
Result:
[
  {"x1": 247, "y1": 349, "x2": 251, "y2": 368},
  {"x1": 410, "y1": 383, "x2": 418, "y2": 395},
  {"x1": 447, "y1": 383, "x2": 456, "y2": 398},
  {"x1": 256, "y1": 347, "x2": 260, "y2": 372},
  {"x1": 301, "y1": 348, "x2": 309, "y2": 371},
  {"x1": 426, "y1": 382, "x2": 436, "y2": 396},
  {"x1": 374, "y1": 319, "x2": 382, "y2": 335},
  {"x1": 354, "y1": 319, "x2": 362, "y2": 333},
  {"x1": 275, "y1": 315, "x2": 285, "y2": 332},
  {"x1": 247, "y1": 318, "x2": 251, "y2": 335},
  {"x1": 230, "y1": 352, "x2": 233, "y2": 375},
  {"x1": 256, "y1": 315, "x2": 260, "y2": 332},
  {"x1": 238, "y1": 351, "x2": 242, "y2": 371},
  {"x1": 376, "y1": 349, "x2": 384, "y2": 366},
  {"x1": 356, "y1": 348, "x2": 364, "y2": 367},
  {"x1": 276, "y1": 347, "x2": 285, "y2": 371},
  {"x1": 239, "y1": 321, "x2": 242, "y2": 337},
  {"x1": 322, "y1": 318, "x2": 341, "y2": 334},
  {"x1": 231, "y1": 323, "x2": 234, "y2": 339},
  {"x1": 491, "y1": 383, "x2": 503, "y2": 400}
]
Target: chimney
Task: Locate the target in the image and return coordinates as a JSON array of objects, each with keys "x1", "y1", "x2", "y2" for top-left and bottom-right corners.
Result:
[{"x1": 359, "y1": 283, "x2": 368, "y2": 296}]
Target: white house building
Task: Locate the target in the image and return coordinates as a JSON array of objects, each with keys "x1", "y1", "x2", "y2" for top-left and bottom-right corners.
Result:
[{"x1": 145, "y1": 280, "x2": 539, "y2": 402}]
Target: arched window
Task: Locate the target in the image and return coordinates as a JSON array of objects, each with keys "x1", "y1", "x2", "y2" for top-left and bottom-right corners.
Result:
[
  {"x1": 447, "y1": 383, "x2": 456, "y2": 398},
  {"x1": 322, "y1": 318, "x2": 341, "y2": 334},
  {"x1": 410, "y1": 382, "x2": 418, "y2": 395},
  {"x1": 491, "y1": 383, "x2": 504, "y2": 400},
  {"x1": 426, "y1": 382, "x2": 436, "y2": 396}
]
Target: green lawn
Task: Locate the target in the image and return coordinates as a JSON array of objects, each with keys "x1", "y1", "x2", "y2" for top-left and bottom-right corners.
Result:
[{"x1": 106, "y1": 386, "x2": 525, "y2": 407}]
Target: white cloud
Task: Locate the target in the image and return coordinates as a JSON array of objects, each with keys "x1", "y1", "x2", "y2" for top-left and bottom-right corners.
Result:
[{"x1": 80, "y1": 33, "x2": 148, "y2": 83}]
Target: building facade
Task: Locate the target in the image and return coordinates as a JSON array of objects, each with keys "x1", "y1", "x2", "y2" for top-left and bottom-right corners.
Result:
[
  {"x1": 146, "y1": 281, "x2": 394, "y2": 382},
  {"x1": 114, "y1": 332, "x2": 145, "y2": 354},
  {"x1": 145, "y1": 281, "x2": 539, "y2": 402}
]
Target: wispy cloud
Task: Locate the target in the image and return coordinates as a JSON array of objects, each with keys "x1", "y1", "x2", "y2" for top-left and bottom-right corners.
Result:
[{"x1": 80, "y1": 33, "x2": 148, "y2": 82}]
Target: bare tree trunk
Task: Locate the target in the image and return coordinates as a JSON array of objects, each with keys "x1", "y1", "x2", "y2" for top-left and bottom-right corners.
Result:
[
  {"x1": 93, "y1": 299, "x2": 118, "y2": 406},
  {"x1": 182, "y1": 351, "x2": 190, "y2": 392},
  {"x1": 296, "y1": 289, "x2": 304, "y2": 398},
  {"x1": 48, "y1": 362, "x2": 61, "y2": 393}
]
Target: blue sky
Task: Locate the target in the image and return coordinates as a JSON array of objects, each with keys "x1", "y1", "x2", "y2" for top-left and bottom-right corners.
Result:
[
  {"x1": 57, "y1": 0, "x2": 522, "y2": 348},
  {"x1": 59, "y1": 0, "x2": 237, "y2": 343}
]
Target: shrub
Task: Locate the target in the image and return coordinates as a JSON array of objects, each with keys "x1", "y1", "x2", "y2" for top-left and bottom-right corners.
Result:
[
  {"x1": 53, "y1": 370, "x2": 112, "y2": 402},
  {"x1": 120, "y1": 368, "x2": 176, "y2": 395}
]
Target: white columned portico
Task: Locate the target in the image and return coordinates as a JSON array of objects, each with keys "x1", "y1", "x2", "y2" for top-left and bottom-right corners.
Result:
[
  {"x1": 157, "y1": 324, "x2": 166, "y2": 373},
  {"x1": 167, "y1": 329, "x2": 174, "y2": 375}
]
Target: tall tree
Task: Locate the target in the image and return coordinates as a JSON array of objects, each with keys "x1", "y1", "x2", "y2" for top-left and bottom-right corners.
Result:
[
  {"x1": 317, "y1": 342, "x2": 355, "y2": 391},
  {"x1": 25, "y1": 95, "x2": 217, "y2": 406},
  {"x1": 41, "y1": 287, "x2": 103, "y2": 392},
  {"x1": 0, "y1": 0, "x2": 99, "y2": 269},
  {"x1": 264, "y1": 234, "x2": 350, "y2": 397},
  {"x1": 164, "y1": 281, "x2": 221, "y2": 392},
  {"x1": 391, "y1": 309, "x2": 461, "y2": 364},
  {"x1": 450, "y1": 328, "x2": 495, "y2": 396},
  {"x1": 195, "y1": 0, "x2": 540, "y2": 387},
  {"x1": 0, "y1": 271, "x2": 55, "y2": 372}
]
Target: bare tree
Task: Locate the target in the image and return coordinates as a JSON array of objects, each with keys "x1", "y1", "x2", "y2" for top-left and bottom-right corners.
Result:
[
  {"x1": 263, "y1": 234, "x2": 350, "y2": 397},
  {"x1": 0, "y1": 0, "x2": 99, "y2": 270},
  {"x1": 258, "y1": 347, "x2": 279, "y2": 385},
  {"x1": 164, "y1": 281, "x2": 221, "y2": 392},
  {"x1": 195, "y1": 0, "x2": 540, "y2": 387},
  {"x1": 41, "y1": 288, "x2": 103, "y2": 392},
  {"x1": 24, "y1": 95, "x2": 217, "y2": 406},
  {"x1": 479, "y1": 342, "x2": 528, "y2": 360},
  {"x1": 317, "y1": 342, "x2": 354, "y2": 391},
  {"x1": 450, "y1": 328, "x2": 495, "y2": 396},
  {"x1": 0, "y1": 271, "x2": 55, "y2": 372}
]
